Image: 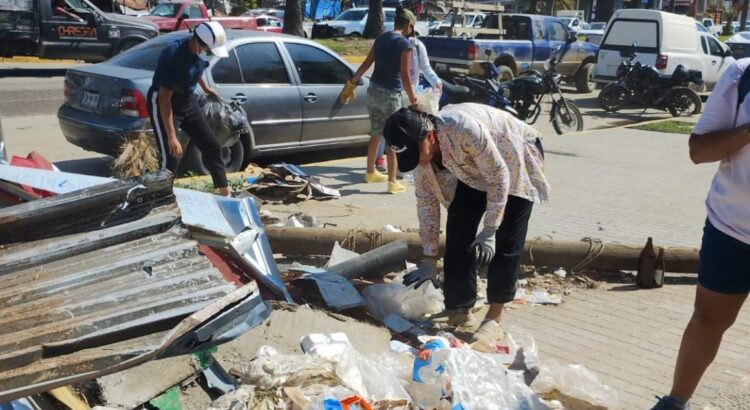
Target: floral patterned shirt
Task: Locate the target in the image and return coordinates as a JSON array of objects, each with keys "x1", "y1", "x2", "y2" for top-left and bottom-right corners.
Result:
[{"x1": 415, "y1": 103, "x2": 550, "y2": 256}]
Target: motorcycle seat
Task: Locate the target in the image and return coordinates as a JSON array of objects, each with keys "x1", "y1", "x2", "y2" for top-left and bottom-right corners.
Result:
[{"x1": 443, "y1": 81, "x2": 471, "y2": 96}]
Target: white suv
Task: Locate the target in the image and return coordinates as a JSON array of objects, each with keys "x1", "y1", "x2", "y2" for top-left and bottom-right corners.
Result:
[{"x1": 327, "y1": 7, "x2": 428, "y2": 37}]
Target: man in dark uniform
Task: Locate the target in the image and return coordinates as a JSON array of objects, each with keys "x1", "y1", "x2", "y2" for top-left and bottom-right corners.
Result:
[{"x1": 147, "y1": 21, "x2": 231, "y2": 196}]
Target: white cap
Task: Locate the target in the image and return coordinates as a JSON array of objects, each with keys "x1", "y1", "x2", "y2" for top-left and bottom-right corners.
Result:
[{"x1": 194, "y1": 22, "x2": 229, "y2": 58}]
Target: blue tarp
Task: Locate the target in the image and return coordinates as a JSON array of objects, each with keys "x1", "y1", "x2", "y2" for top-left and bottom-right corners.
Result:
[{"x1": 303, "y1": 0, "x2": 341, "y2": 20}]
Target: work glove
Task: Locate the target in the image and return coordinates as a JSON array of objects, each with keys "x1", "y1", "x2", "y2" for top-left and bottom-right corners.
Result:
[
  {"x1": 340, "y1": 81, "x2": 357, "y2": 105},
  {"x1": 468, "y1": 227, "x2": 496, "y2": 268},
  {"x1": 403, "y1": 256, "x2": 439, "y2": 289}
]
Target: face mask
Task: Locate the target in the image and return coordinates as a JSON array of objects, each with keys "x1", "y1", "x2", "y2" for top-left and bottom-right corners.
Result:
[{"x1": 198, "y1": 51, "x2": 212, "y2": 62}]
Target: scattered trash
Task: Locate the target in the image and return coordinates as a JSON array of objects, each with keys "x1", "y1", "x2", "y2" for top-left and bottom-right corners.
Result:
[
  {"x1": 300, "y1": 333, "x2": 353, "y2": 358},
  {"x1": 328, "y1": 240, "x2": 409, "y2": 281},
  {"x1": 243, "y1": 163, "x2": 340, "y2": 203},
  {"x1": 382, "y1": 224, "x2": 403, "y2": 233},
  {"x1": 514, "y1": 289, "x2": 563, "y2": 305},
  {"x1": 532, "y1": 360, "x2": 619, "y2": 409},
  {"x1": 553, "y1": 268, "x2": 567, "y2": 279},
  {"x1": 326, "y1": 241, "x2": 360, "y2": 268},
  {"x1": 363, "y1": 282, "x2": 445, "y2": 321},
  {"x1": 293, "y1": 269, "x2": 366, "y2": 311},
  {"x1": 286, "y1": 213, "x2": 323, "y2": 228}
]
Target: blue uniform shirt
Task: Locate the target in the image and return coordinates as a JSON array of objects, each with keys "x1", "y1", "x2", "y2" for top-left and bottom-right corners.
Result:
[
  {"x1": 152, "y1": 38, "x2": 208, "y2": 94},
  {"x1": 370, "y1": 31, "x2": 413, "y2": 91}
]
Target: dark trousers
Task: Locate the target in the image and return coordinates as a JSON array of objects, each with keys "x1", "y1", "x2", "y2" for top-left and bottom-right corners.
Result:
[
  {"x1": 147, "y1": 87, "x2": 228, "y2": 188},
  {"x1": 444, "y1": 181, "x2": 534, "y2": 309}
]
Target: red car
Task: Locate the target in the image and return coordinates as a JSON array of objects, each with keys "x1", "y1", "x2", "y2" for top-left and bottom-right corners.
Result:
[{"x1": 142, "y1": 1, "x2": 263, "y2": 33}]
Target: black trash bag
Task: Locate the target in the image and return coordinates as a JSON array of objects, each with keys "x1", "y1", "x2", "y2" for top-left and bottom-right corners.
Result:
[{"x1": 199, "y1": 95, "x2": 252, "y2": 148}]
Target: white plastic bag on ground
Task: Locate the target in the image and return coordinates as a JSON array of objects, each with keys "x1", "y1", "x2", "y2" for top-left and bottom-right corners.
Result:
[
  {"x1": 335, "y1": 346, "x2": 411, "y2": 406},
  {"x1": 325, "y1": 241, "x2": 359, "y2": 268},
  {"x1": 241, "y1": 346, "x2": 341, "y2": 389},
  {"x1": 532, "y1": 359, "x2": 618, "y2": 409},
  {"x1": 444, "y1": 349, "x2": 549, "y2": 410},
  {"x1": 363, "y1": 282, "x2": 444, "y2": 321}
]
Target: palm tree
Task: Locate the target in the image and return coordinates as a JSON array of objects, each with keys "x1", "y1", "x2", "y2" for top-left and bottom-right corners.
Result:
[
  {"x1": 363, "y1": 0, "x2": 384, "y2": 38},
  {"x1": 283, "y1": 0, "x2": 305, "y2": 37}
]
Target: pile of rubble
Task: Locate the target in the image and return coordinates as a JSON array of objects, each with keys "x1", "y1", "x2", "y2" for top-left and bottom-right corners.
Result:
[{"x1": 0, "y1": 161, "x2": 619, "y2": 410}]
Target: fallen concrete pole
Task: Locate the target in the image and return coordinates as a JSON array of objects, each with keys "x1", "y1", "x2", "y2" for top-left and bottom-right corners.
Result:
[
  {"x1": 265, "y1": 227, "x2": 700, "y2": 273},
  {"x1": 327, "y1": 239, "x2": 409, "y2": 280}
]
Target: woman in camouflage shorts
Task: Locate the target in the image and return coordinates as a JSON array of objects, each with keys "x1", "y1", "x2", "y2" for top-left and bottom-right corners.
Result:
[{"x1": 347, "y1": 6, "x2": 418, "y2": 194}]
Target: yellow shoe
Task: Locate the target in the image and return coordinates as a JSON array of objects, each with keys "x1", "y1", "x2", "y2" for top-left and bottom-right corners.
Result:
[
  {"x1": 388, "y1": 181, "x2": 407, "y2": 194},
  {"x1": 364, "y1": 171, "x2": 388, "y2": 183}
]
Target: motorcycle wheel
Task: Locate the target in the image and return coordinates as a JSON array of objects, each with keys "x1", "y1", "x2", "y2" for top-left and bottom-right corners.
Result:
[
  {"x1": 552, "y1": 101, "x2": 584, "y2": 135},
  {"x1": 598, "y1": 84, "x2": 628, "y2": 112},
  {"x1": 667, "y1": 88, "x2": 702, "y2": 117}
]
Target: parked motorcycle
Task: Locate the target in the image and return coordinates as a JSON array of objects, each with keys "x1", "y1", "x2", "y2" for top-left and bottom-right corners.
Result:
[
  {"x1": 499, "y1": 46, "x2": 584, "y2": 135},
  {"x1": 439, "y1": 59, "x2": 519, "y2": 117},
  {"x1": 598, "y1": 43, "x2": 703, "y2": 117}
]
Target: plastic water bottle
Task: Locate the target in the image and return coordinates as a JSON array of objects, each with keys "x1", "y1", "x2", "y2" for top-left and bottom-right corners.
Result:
[{"x1": 402, "y1": 171, "x2": 415, "y2": 184}]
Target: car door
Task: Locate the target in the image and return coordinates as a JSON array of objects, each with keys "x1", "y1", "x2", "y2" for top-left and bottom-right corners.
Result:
[
  {"x1": 209, "y1": 41, "x2": 302, "y2": 150},
  {"x1": 40, "y1": 0, "x2": 108, "y2": 60},
  {"x1": 281, "y1": 41, "x2": 370, "y2": 146},
  {"x1": 703, "y1": 35, "x2": 734, "y2": 89},
  {"x1": 545, "y1": 20, "x2": 576, "y2": 72},
  {"x1": 531, "y1": 18, "x2": 548, "y2": 68}
]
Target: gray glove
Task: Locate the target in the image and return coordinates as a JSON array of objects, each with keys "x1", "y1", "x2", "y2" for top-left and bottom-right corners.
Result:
[
  {"x1": 469, "y1": 227, "x2": 496, "y2": 268},
  {"x1": 403, "y1": 257, "x2": 439, "y2": 289}
]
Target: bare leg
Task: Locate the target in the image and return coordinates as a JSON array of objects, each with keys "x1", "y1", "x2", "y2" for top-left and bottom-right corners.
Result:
[
  {"x1": 366, "y1": 135, "x2": 380, "y2": 174},
  {"x1": 670, "y1": 285, "x2": 747, "y2": 401},
  {"x1": 386, "y1": 146, "x2": 398, "y2": 182},
  {"x1": 485, "y1": 302, "x2": 504, "y2": 323}
]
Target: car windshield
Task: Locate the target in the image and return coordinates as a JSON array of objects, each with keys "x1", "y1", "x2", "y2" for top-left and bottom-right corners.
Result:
[
  {"x1": 149, "y1": 3, "x2": 180, "y2": 17},
  {"x1": 559, "y1": 17, "x2": 572, "y2": 25},
  {"x1": 108, "y1": 35, "x2": 184, "y2": 71},
  {"x1": 590, "y1": 22, "x2": 605, "y2": 30},
  {"x1": 335, "y1": 9, "x2": 366, "y2": 21}
]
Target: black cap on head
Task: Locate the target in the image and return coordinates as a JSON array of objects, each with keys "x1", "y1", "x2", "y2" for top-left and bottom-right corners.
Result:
[{"x1": 383, "y1": 108, "x2": 427, "y2": 173}]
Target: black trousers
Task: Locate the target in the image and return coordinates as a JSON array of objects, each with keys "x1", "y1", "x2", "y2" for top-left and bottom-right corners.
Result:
[
  {"x1": 147, "y1": 87, "x2": 228, "y2": 188},
  {"x1": 444, "y1": 181, "x2": 534, "y2": 309}
]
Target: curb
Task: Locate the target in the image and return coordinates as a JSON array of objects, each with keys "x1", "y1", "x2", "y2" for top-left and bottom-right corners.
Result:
[
  {"x1": 343, "y1": 56, "x2": 366, "y2": 64},
  {"x1": 0, "y1": 56, "x2": 81, "y2": 64}
]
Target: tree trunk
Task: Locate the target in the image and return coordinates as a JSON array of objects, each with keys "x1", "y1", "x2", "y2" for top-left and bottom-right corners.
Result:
[
  {"x1": 363, "y1": 0, "x2": 384, "y2": 39},
  {"x1": 283, "y1": 0, "x2": 305, "y2": 37}
]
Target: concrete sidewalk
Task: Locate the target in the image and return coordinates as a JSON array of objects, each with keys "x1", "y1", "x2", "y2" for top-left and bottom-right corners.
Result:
[
  {"x1": 265, "y1": 125, "x2": 714, "y2": 248},
  {"x1": 263, "y1": 125, "x2": 750, "y2": 409}
]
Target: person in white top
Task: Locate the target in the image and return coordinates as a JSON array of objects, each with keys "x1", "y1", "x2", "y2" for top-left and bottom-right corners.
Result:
[
  {"x1": 375, "y1": 35, "x2": 442, "y2": 172},
  {"x1": 651, "y1": 60, "x2": 750, "y2": 410}
]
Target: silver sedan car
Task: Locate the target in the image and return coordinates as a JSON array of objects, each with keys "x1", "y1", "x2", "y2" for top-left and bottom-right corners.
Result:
[{"x1": 58, "y1": 31, "x2": 371, "y2": 174}]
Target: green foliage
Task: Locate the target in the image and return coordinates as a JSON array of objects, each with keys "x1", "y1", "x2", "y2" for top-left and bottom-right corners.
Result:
[{"x1": 631, "y1": 120, "x2": 695, "y2": 135}]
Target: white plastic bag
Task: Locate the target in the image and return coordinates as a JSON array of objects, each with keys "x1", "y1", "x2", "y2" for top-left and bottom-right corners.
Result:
[
  {"x1": 335, "y1": 346, "x2": 411, "y2": 405},
  {"x1": 362, "y1": 282, "x2": 444, "y2": 321},
  {"x1": 402, "y1": 88, "x2": 441, "y2": 115},
  {"x1": 532, "y1": 359, "x2": 618, "y2": 409},
  {"x1": 444, "y1": 349, "x2": 549, "y2": 410}
]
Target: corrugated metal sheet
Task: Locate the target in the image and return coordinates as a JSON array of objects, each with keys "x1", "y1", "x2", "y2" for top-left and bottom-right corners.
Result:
[{"x1": 0, "y1": 172, "x2": 269, "y2": 402}]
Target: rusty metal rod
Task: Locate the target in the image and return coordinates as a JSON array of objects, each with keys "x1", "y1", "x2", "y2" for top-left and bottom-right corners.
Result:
[{"x1": 264, "y1": 227, "x2": 700, "y2": 273}]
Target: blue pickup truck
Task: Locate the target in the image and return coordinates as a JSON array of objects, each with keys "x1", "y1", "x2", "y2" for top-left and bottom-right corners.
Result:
[{"x1": 421, "y1": 14, "x2": 599, "y2": 93}]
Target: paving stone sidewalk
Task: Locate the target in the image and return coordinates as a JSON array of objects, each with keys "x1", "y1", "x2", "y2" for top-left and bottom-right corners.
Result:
[{"x1": 265, "y1": 126, "x2": 750, "y2": 410}]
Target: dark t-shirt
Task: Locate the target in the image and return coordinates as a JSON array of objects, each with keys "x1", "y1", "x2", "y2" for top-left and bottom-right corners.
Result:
[
  {"x1": 370, "y1": 31, "x2": 412, "y2": 91},
  {"x1": 151, "y1": 38, "x2": 208, "y2": 94}
]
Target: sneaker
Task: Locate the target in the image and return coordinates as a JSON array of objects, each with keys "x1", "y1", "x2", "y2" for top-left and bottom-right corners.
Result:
[
  {"x1": 388, "y1": 180, "x2": 406, "y2": 194},
  {"x1": 429, "y1": 308, "x2": 477, "y2": 329},
  {"x1": 650, "y1": 396, "x2": 690, "y2": 410},
  {"x1": 375, "y1": 156, "x2": 386, "y2": 172},
  {"x1": 364, "y1": 171, "x2": 388, "y2": 183},
  {"x1": 470, "y1": 319, "x2": 505, "y2": 346}
]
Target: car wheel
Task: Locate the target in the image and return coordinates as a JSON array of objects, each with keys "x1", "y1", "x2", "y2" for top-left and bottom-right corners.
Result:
[
  {"x1": 575, "y1": 62, "x2": 596, "y2": 93},
  {"x1": 180, "y1": 136, "x2": 246, "y2": 176},
  {"x1": 116, "y1": 40, "x2": 141, "y2": 55}
]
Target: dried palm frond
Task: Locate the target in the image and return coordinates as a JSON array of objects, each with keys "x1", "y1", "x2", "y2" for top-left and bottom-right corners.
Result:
[{"x1": 112, "y1": 128, "x2": 159, "y2": 178}]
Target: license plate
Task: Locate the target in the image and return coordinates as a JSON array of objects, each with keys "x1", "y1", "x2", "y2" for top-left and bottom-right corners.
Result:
[
  {"x1": 435, "y1": 63, "x2": 447, "y2": 72},
  {"x1": 81, "y1": 90, "x2": 100, "y2": 109}
]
